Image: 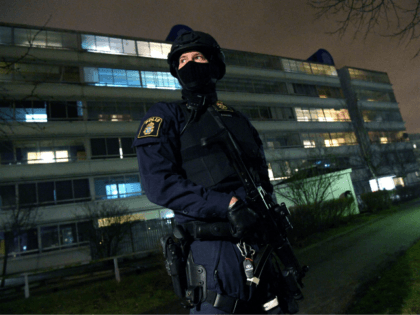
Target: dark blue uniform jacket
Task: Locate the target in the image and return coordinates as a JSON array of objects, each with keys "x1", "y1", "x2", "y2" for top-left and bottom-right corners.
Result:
[{"x1": 133, "y1": 101, "x2": 273, "y2": 301}]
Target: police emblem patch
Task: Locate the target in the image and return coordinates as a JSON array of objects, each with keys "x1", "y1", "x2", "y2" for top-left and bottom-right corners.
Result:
[
  {"x1": 214, "y1": 101, "x2": 234, "y2": 112},
  {"x1": 137, "y1": 116, "x2": 163, "y2": 138}
]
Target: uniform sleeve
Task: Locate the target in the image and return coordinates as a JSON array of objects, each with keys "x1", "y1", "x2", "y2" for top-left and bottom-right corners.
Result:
[{"x1": 133, "y1": 103, "x2": 233, "y2": 223}]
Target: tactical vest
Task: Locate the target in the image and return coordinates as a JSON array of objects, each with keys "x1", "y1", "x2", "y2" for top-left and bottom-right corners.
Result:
[{"x1": 180, "y1": 102, "x2": 261, "y2": 189}]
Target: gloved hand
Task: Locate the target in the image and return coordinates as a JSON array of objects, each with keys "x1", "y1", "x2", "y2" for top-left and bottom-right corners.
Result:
[{"x1": 227, "y1": 198, "x2": 260, "y2": 239}]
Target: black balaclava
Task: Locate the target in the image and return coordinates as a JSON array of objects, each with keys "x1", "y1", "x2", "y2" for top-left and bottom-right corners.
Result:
[{"x1": 175, "y1": 52, "x2": 218, "y2": 111}]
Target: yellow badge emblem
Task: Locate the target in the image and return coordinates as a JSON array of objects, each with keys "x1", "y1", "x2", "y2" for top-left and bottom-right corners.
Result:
[
  {"x1": 137, "y1": 116, "x2": 163, "y2": 138},
  {"x1": 215, "y1": 101, "x2": 234, "y2": 112}
]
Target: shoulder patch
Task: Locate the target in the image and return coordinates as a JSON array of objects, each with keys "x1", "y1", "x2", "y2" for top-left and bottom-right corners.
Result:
[
  {"x1": 137, "y1": 116, "x2": 163, "y2": 138},
  {"x1": 214, "y1": 101, "x2": 234, "y2": 112}
]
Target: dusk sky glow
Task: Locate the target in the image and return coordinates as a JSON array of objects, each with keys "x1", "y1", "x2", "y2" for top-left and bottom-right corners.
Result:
[{"x1": 1, "y1": 0, "x2": 419, "y2": 133}]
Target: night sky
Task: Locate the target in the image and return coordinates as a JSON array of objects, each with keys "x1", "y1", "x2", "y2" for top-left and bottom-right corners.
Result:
[{"x1": 1, "y1": 0, "x2": 419, "y2": 133}]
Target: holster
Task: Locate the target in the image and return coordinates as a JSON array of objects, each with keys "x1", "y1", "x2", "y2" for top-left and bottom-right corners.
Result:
[
  {"x1": 160, "y1": 234, "x2": 187, "y2": 299},
  {"x1": 160, "y1": 225, "x2": 207, "y2": 308}
]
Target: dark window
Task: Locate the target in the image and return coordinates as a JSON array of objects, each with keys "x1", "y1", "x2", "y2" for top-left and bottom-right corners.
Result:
[
  {"x1": 106, "y1": 138, "x2": 119, "y2": 156},
  {"x1": 259, "y1": 107, "x2": 272, "y2": 119},
  {"x1": 73, "y1": 179, "x2": 90, "y2": 199},
  {"x1": 91, "y1": 138, "x2": 107, "y2": 157},
  {"x1": 0, "y1": 185, "x2": 16, "y2": 207},
  {"x1": 121, "y1": 137, "x2": 135, "y2": 156},
  {"x1": 67, "y1": 101, "x2": 78, "y2": 118},
  {"x1": 56, "y1": 180, "x2": 73, "y2": 201},
  {"x1": 48, "y1": 101, "x2": 67, "y2": 119},
  {"x1": 77, "y1": 221, "x2": 92, "y2": 243},
  {"x1": 38, "y1": 181, "x2": 55, "y2": 204},
  {"x1": 41, "y1": 226, "x2": 59, "y2": 251},
  {"x1": 0, "y1": 141, "x2": 14, "y2": 164},
  {"x1": 18, "y1": 183, "x2": 37, "y2": 205}
]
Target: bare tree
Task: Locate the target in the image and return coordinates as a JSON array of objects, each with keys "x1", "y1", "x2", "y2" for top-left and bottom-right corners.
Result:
[
  {"x1": 75, "y1": 202, "x2": 142, "y2": 259},
  {"x1": 274, "y1": 150, "x2": 347, "y2": 209},
  {"x1": 0, "y1": 205, "x2": 40, "y2": 287},
  {"x1": 308, "y1": 0, "x2": 420, "y2": 56}
]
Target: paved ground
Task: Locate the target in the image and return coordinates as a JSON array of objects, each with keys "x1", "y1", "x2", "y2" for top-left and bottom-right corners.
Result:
[
  {"x1": 296, "y1": 204, "x2": 420, "y2": 314},
  {"x1": 148, "y1": 203, "x2": 420, "y2": 314}
]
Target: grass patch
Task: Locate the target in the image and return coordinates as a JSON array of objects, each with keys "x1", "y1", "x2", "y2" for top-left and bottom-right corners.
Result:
[
  {"x1": 295, "y1": 199, "x2": 420, "y2": 249},
  {"x1": 0, "y1": 267, "x2": 178, "y2": 314},
  {"x1": 347, "y1": 237, "x2": 420, "y2": 314}
]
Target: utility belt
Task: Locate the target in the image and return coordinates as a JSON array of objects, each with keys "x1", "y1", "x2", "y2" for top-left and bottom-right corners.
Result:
[
  {"x1": 181, "y1": 221, "x2": 236, "y2": 241},
  {"x1": 160, "y1": 222, "x2": 285, "y2": 314}
]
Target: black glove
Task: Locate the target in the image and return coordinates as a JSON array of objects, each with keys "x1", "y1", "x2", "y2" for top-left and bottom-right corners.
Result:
[{"x1": 227, "y1": 198, "x2": 260, "y2": 239}]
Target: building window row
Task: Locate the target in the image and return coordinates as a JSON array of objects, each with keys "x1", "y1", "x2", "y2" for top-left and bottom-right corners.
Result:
[
  {"x1": 0, "y1": 174, "x2": 142, "y2": 209},
  {"x1": 295, "y1": 107, "x2": 350, "y2": 122},
  {"x1": 94, "y1": 174, "x2": 142, "y2": 200},
  {"x1": 217, "y1": 76, "x2": 288, "y2": 95},
  {"x1": 268, "y1": 159, "x2": 306, "y2": 179},
  {"x1": 362, "y1": 110, "x2": 403, "y2": 122},
  {"x1": 0, "y1": 137, "x2": 135, "y2": 165},
  {"x1": 91, "y1": 137, "x2": 136, "y2": 159},
  {"x1": 0, "y1": 179, "x2": 90, "y2": 208},
  {"x1": 0, "y1": 61, "x2": 343, "y2": 100},
  {"x1": 292, "y1": 83, "x2": 343, "y2": 98},
  {"x1": 84, "y1": 67, "x2": 181, "y2": 89},
  {"x1": 301, "y1": 132, "x2": 358, "y2": 148},
  {"x1": 0, "y1": 62, "x2": 80, "y2": 84},
  {"x1": 281, "y1": 58, "x2": 337, "y2": 76},
  {"x1": 368, "y1": 131, "x2": 408, "y2": 144},
  {"x1": 0, "y1": 25, "x2": 339, "y2": 78},
  {"x1": 0, "y1": 138, "x2": 85, "y2": 165},
  {"x1": 0, "y1": 100, "x2": 83, "y2": 122},
  {"x1": 355, "y1": 88, "x2": 396, "y2": 102},
  {"x1": 348, "y1": 68, "x2": 390, "y2": 84},
  {"x1": 81, "y1": 34, "x2": 171, "y2": 59},
  {"x1": 0, "y1": 221, "x2": 90, "y2": 258},
  {"x1": 0, "y1": 25, "x2": 78, "y2": 49},
  {"x1": 262, "y1": 132, "x2": 301, "y2": 149},
  {"x1": 382, "y1": 150, "x2": 416, "y2": 165},
  {"x1": 87, "y1": 100, "x2": 154, "y2": 121},
  {"x1": 260, "y1": 132, "x2": 357, "y2": 150}
]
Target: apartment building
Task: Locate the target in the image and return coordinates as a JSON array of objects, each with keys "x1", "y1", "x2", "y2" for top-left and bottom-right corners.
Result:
[{"x1": 0, "y1": 22, "x2": 415, "y2": 273}]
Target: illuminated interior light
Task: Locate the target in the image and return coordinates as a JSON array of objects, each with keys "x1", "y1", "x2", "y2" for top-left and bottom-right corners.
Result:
[
  {"x1": 380, "y1": 137, "x2": 388, "y2": 144},
  {"x1": 25, "y1": 114, "x2": 47, "y2": 122},
  {"x1": 55, "y1": 150, "x2": 69, "y2": 163}
]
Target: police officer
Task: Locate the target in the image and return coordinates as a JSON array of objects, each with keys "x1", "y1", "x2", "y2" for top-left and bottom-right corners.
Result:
[{"x1": 134, "y1": 30, "x2": 280, "y2": 314}]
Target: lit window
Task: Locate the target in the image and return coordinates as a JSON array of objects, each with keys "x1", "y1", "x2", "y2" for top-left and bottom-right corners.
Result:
[
  {"x1": 331, "y1": 139, "x2": 339, "y2": 147},
  {"x1": 303, "y1": 140, "x2": 315, "y2": 148},
  {"x1": 27, "y1": 151, "x2": 69, "y2": 164},
  {"x1": 28, "y1": 151, "x2": 54, "y2": 164},
  {"x1": 413, "y1": 144, "x2": 417, "y2": 149},
  {"x1": 55, "y1": 150, "x2": 69, "y2": 162},
  {"x1": 380, "y1": 137, "x2": 388, "y2": 144},
  {"x1": 25, "y1": 114, "x2": 47, "y2": 122}
]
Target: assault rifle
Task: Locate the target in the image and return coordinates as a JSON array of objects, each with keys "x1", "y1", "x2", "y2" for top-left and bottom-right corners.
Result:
[{"x1": 202, "y1": 106, "x2": 309, "y2": 312}]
